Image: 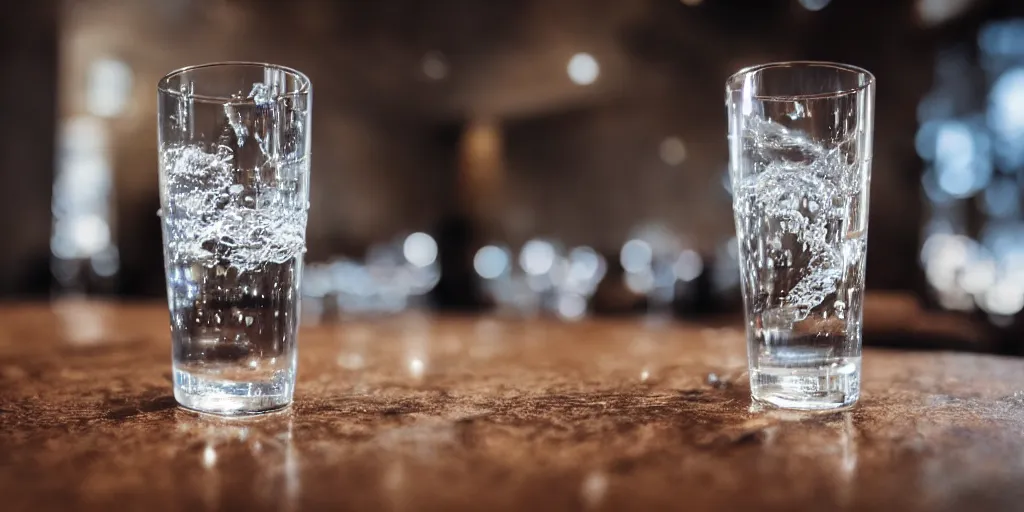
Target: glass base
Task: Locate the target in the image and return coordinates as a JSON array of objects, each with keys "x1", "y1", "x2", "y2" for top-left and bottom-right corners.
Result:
[
  {"x1": 750, "y1": 358, "x2": 860, "y2": 411},
  {"x1": 173, "y1": 366, "x2": 294, "y2": 416}
]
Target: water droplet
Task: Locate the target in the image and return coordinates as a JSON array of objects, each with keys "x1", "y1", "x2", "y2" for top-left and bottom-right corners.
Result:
[{"x1": 244, "y1": 316, "x2": 254, "y2": 327}]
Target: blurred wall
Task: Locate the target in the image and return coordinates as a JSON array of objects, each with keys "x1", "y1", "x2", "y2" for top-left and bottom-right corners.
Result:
[{"x1": 0, "y1": 1, "x2": 57, "y2": 296}]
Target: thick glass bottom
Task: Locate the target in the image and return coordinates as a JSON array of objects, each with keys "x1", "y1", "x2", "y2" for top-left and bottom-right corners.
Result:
[
  {"x1": 750, "y1": 357, "x2": 860, "y2": 411},
  {"x1": 173, "y1": 365, "x2": 294, "y2": 416}
]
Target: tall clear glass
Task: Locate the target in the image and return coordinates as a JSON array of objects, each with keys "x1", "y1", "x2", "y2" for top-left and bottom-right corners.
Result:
[
  {"x1": 157, "y1": 62, "x2": 312, "y2": 415},
  {"x1": 726, "y1": 62, "x2": 874, "y2": 410}
]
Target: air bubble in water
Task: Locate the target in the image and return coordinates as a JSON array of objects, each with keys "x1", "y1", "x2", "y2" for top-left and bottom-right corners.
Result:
[
  {"x1": 159, "y1": 144, "x2": 307, "y2": 272},
  {"x1": 736, "y1": 116, "x2": 856, "y2": 322}
]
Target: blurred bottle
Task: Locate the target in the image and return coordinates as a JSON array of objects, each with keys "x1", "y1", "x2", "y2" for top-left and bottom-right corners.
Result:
[{"x1": 429, "y1": 117, "x2": 503, "y2": 311}]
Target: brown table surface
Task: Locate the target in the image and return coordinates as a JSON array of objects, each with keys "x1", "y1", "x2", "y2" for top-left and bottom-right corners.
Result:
[{"x1": 2, "y1": 301, "x2": 1024, "y2": 512}]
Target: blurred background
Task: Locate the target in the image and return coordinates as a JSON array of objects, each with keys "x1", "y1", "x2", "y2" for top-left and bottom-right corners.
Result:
[{"x1": 4, "y1": 0, "x2": 1024, "y2": 351}]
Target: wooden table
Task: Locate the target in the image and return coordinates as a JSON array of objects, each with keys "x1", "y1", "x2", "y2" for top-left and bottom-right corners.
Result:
[{"x1": 2, "y1": 301, "x2": 1023, "y2": 511}]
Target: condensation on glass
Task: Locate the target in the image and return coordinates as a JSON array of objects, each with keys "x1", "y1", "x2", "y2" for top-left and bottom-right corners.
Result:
[
  {"x1": 726, "y1": 62, "x2": 875, "y2": 410},
  {"x1": 157, "y1": 62, "x2": 312, "y2": 415}
]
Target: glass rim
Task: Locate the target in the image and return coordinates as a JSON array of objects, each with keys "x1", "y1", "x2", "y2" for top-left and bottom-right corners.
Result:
[
  {"x1": 157, "y1": 61, "x2": 311, "y2": 103},
  {"x1": 726, "y1": 60, "x2": 875, "y2": 100}
]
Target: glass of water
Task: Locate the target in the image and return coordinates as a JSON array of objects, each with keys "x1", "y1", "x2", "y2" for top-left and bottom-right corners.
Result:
[
  {"x1": 157, "y1": 62, "x2": 312, "y2": 415},
  {"x1": 726, "y1": 62, "x2": 875, "y2": 410}
]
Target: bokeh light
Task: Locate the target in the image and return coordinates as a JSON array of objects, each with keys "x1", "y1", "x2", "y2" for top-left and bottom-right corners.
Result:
[
  {"x1": 520, "y1": 239, "x2": 556, "y2": 276},
  {"x1": 659, "y1": 137, "x2": 688, "y2": 166},
  {"x1": 421, "y1": 51, "x2": 448, "y2": 81},
  {"x1": 567, "y1": 53, "x2": 599, "y2": 86},
  {"x1": 798, "y1": 0, "x2": 831, "y2": 12},
  {"x1": 403, "y1": 232, "x2": 438, "y2": 268},
  {"x1": 673, "y1": 249, "x2": 704, "y2": 282},
  {"x1": 474, "y1": 245, "x2": 511, "y2": 280},
  {"x1": 620, "y1": 239, "x2": 653, "y2": 274}
]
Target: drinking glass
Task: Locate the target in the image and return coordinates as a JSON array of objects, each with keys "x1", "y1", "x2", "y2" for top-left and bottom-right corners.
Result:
[
  {"x1": 726, "y1": 62, "x2": 874, "y2": 410},
  {"x1": 158, "y1": 62, "x2": 312, "y2": 414}
]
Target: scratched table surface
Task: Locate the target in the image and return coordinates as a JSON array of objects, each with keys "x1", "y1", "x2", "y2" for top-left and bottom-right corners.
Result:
[{"x1": 2, "y1": 301, "x2": 1024, "y2": 512}]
